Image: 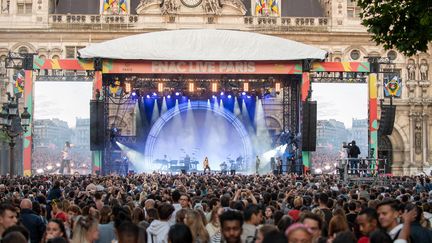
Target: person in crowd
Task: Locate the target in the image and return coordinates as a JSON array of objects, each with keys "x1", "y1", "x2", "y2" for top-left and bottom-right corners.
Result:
[
  {"x1": 219, "y1": 210, "x2": 243, "y2": 243},
  {"x1": 2, "y1": 225, "x2": 30, "y2": 242},
  {"x1": 0, "y1": 203, "x2": 17, "y2": 237},
  {"x1": 284, "y1": 223, "x2": 313, "y2": 243},
  {"x1": 376, "y1": 199, "x2": 403, "y2": 241},
  {"x1": 96, "y1": 206, "x2": 116, "y2": 243},
  {"x1": 241, "y1": 204, "x2": 262, "y2": 243},
  {"x1": 42, "y1": 219, "x2": 68, "y2": 243},
  {"x1": 51, "y1": 199, "x2": 68, "y2": 223},
  {"x1": 147, "y1": 203, "x2": 175, "y2": 243},
  {"x1": 206, "y1": 206, "x2": 222, "y2": 242},
  {"x1": 300, "y1": 212, "x2": 323, "y2": 242},
  {"x1": 168, "y1": 223, "x2": 193, "y2": 243},
  {"x1": 71, "y1": 216, "x2": 99, "y2": 243},
  {"x1": 255, "y1": 225, "x2": 278, "y2": 243},
  {"x1": 328, "y1": 214, "x2": 349, "y2": 240},
  {"x1": 1, "y1": 231, "x2": 27, "y2": 243},
  {"x1": 19, "y1": 198, "x2": 46, "y2": 243},
  {"x1": 264, "y1": 206, "x2": 275, "y2": 225},
  {"x1": 184, "y1": 209, "x2": 209, "y2": 243},
  {"x1": 356, "y1": 207, "x2": 379, "y2": 241},
  {"x1": 180, "y1": 194, "x2": 191, "y2": 209},
  {"x1": 116, "y1": 220, "x2": 139, "y2": 243}
]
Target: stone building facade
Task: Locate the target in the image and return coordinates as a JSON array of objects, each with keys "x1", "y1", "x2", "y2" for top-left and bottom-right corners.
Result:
[{"x1": 0, "y1": 0, "x2": 430, "y2": 175}]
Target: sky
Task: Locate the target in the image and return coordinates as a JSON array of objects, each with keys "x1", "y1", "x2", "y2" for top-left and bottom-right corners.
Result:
[
  {"x1": 33, "y1": 82, "x2": 367, "y2": 129},
  {"x1": 312, "y1": 83, "x2": 368, "y2": 128},
  {"x1": 34, "y1": 82, "x2": 93, "y2": 128}
]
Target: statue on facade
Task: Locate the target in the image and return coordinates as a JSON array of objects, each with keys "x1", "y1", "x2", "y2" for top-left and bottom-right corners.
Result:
[
  {"x1": 415, "y1": 118, "x2": 422, "y2": 154},
  {"x1": 203, "y1": 0, "x2": 221, "y2": 14},
  {"x1": 407, "y1": 59, "x2": 416, "y2": 80},
  {"x1": 161, "y1": 0, "x2": 179, "y2": 15},
  {"x1": 420, "y1": 59, "x2": 429, "y2": 80},
  {"x1": 219, "y1": 0, "x2": 246, "y2": 15},
  {"x1": 1, "y1": 0, "x2": 9, "y2": 14},
  {"x1": 136, "y1": 0, "x2": 163, "y2": 14}
]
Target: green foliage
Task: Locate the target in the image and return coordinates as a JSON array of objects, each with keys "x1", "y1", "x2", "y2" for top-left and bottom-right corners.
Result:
[{"x1": 358, "y1": 0, "x2": 432, "y2": 56}]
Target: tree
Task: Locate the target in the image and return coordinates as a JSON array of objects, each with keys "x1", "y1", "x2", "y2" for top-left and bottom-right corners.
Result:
[{"x1": 358, "y1": 0, "x2": 432, "y2": 56}]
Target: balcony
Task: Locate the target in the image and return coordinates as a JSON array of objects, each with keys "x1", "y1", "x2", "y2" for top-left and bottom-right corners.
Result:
[{"x1": 48, "y1": 14, "x2": 330, "y2": 32}]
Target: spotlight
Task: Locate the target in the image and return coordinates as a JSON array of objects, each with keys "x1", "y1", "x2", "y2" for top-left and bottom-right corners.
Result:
[
  {"x1": 152, "y1": 92, "x2": 157, "y2": 96},
  {"x1": 167, "y1": 95, "x2": 171, "y2": 99},
  {"x1": 228, "y1": 95, "x2": 232, "y2": 99},
  {"x1": 241, "y1": 92, "x2": 246, "y2": 96},
  {"x1": 247, "y1": 95, "x2": 251, "y2": 99},
  {"x1": 146, "y1": 94, "x2": 150, "y2": 99},
  {"x1": 220, "y1": 92, "x2": 224, "y2": 96},
  {"x1": 131, "y1": 91, "x2": 137, "y2": 97},
  {"x1": 175, "y1": 92, "x2": 180, "y2": 96},
  {"x1": 212, "y1": 95, "x2": 217, "y2": 99}
]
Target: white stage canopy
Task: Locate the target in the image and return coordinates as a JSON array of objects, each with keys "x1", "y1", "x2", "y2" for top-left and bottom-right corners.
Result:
[{"x1": 79, "y1": 29, "x2": 327, "y2": 61}]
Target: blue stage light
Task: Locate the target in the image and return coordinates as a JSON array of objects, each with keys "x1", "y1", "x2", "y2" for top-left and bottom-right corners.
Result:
[
  {"x1": 212, "y1": 95, "x2": 217, "y2": 99},
  {"x1": 220, "y1": 92, "x2": 224, "y2": 96},
  {"x1": 131, "y1": 91, "x2": 137, "y2": 97},
  {"x1": 175, "y1": 92, "x2": 180, "y2": 96},
  {"x1": 228, "y1": 95, "x2": 232, "y2": 99},
  {"x1": 146, "y1": 94, "x2": 150, "y2": 99},
  {"x1": 247, "y1": 95, "x2": 251, "y2": 99},
  {"x1": 152, "y1": 92, "x2": 157, "y2": 96},
  {"x1": 242, "y1": 92, "x2": 246, "y2": 96},
  {"x1": 167, "y1": 95, "x2": 171, "y2": 99}
]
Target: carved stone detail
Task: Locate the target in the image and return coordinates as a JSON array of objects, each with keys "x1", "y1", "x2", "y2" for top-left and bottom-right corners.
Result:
[
  {"x1": 420, "y1": 59, "x2": 429, "y2": 81},
  {"x1": 407, "y1": 59, "x2": 416, "y2": 80}
]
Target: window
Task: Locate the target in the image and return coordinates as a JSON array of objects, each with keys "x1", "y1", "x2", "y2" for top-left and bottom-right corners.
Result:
[
  {"x1": 350, "y1": 50, "x2": 360, "y2": 60},
  {"x1": 17, "y1": 0, "x2": 32, "y2": 15},
  {"x1": 18, "y1": 46, "x2": 29, "y2": 54},
  {"x1": 65, "y1": 46, "x2": 85, "y2": 59},
  {"x1": 387, "y1": 50, "x2": 397, "y2": 61}
]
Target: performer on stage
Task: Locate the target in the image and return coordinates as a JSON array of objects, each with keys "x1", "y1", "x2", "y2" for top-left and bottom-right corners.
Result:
[
  {"x1": 255, "y1": 156, "x2": 260, "y2": 174},
  {"x1": 277, "y1": 157, "x2": 282, "y2": 175},
  {"x1": 59, "y1": 141, "x2": 71, "y2": 174},
  {"x1": 203, "y1": 157, "x2": 210, "y2": 173}
]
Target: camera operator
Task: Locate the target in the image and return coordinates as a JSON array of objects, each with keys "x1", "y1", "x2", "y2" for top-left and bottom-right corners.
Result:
[{"x1": 348, "y1": 140, "x2": 361, "y2": 175}]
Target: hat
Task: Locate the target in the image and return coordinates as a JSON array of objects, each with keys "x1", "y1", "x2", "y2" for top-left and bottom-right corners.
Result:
[{"x1": 288, "y1": 209, "x2": 300, "y2": 221}]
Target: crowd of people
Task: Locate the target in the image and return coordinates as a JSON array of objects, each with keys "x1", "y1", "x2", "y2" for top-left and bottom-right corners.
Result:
[{"x1": 0, "y1": 172, "x2": 431, "y2": 243}]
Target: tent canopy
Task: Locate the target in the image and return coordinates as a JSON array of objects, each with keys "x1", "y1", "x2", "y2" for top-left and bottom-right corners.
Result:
[{"x1": 79, "y1": 29, "x2": 327, "y2": 61}]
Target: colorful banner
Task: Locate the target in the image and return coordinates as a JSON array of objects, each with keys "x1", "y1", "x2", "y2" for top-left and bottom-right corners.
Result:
[
  {"x1": 102, "y1": 0, "x2": 128, "y2": 15},
  {"x1": 383, "y1": 74, "x2": 402, "y2": 98},
  {"x1": 23, "y1": 70, "x2": 33, "y2": 176},
  {"x1": 13, "y1": 69, "x2": 25, "y2": 96},
  {"x1": 369, "y1": 73, "x2": 378, "y2": 173},
  {"x1": 255, "y1": 0, "x2": 279, "y2": 16},
  {"x1": 312, "y1": 62, "x2": 370, "y2": 72}
]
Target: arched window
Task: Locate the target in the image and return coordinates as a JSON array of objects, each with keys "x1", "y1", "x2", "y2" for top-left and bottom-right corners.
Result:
[{"x1": 18, "y1": 46, "x2": 29, "y2": 54}]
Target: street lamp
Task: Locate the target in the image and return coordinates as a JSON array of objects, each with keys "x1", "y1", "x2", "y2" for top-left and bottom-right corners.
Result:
[{"x1": 0, "y1": 92, "x2": 30, "y2": 175}]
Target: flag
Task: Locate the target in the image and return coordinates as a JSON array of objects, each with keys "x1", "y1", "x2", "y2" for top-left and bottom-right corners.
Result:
[
  {"x1": 255, "y1": 0, "x2": 263, "y2": 15},
  {"x1": 13, "y1": 69, "x2": 25, "y2": 95},
  {"x1": 119, "y1": 0, "x2": 128, "y2": 13},
  {"x1": 384, "y1": 74, "x2": 402, "y2": 97},
  {"x1": 103, "y1": 0, "x2": 113, "y2": 12},
  {"x1": 269, "y1": 0, "x2": 279, "y2": 14}
]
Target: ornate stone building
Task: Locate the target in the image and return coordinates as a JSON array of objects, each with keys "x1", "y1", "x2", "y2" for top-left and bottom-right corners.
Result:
[{"x1": 0, "y1": 0, "x2": 430, "y2": 175}]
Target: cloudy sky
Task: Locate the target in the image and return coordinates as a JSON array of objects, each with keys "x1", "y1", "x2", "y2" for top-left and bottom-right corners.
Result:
[{"x1": 34, "y1": 82, "x2": 367, "y2": 129}]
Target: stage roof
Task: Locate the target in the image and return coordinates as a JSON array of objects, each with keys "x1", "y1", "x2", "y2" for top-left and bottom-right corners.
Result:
[{"x1": 78, "y1": 29, "x2": 327, "y2": 61}]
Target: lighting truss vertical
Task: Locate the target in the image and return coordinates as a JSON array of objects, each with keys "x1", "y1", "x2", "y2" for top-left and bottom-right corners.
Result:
[
  {"x1": 243, "y1": 82, "x2": 249, "y2": 92},
  {"x1": 275, "y1": 82, "x2": 281, "y2": 93},
  {"x1": 189, "y1": 82, "x2": 195, "y2": 93},
  {"x1": 125, "y1": 81, "x2": 132, "y2": 93},
  {"x1": 211, "y1": 82, "x2": 218, "y2": 93},
  {"x1": 158, "y1": 82, "x2": 164, "y2": 93}
]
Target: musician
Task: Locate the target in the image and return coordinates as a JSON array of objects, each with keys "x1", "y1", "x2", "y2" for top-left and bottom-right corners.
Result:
[
  {"x1": 59, "y1": 141, "x2": 71, "y2": 174},
  {"x1": 203, "y1": 157, "x2": 210, "y2": 173},
  {"x1": 277, "y1": 157, "x2": 282, "y2": 175},
  {"x1": 220, "y1": 161, "x2": 228, "y2": 174},
  {"x1": 255, "y1": 156, "x2": 260, "y2": 174}
]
